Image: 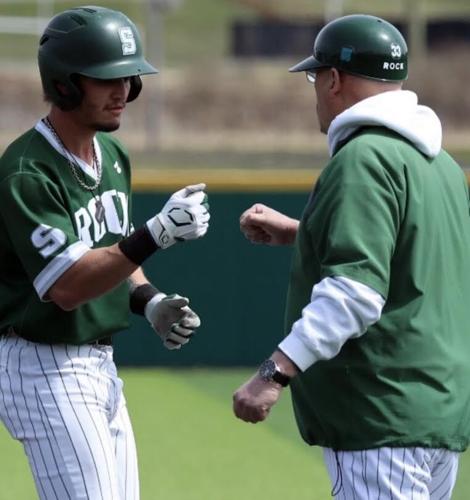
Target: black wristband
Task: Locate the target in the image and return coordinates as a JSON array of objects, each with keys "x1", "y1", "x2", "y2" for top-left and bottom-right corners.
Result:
[
  {"x1": 118, "y1": 225, "x2": 159, "y2": 265},
  {"x1": 130, "y1": 283, "x2": 159, "y2": 316}
]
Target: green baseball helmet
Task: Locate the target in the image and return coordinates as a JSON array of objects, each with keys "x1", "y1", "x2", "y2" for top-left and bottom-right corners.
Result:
[
  {"x1": 289, "y1": 14, "x2": 408, "y2": 82},
  {"x1": 38, "y1": 5, "x2": 158, "y2": 110}
]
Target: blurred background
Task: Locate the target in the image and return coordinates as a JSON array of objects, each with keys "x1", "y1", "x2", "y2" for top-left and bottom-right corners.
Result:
[
  {"x1": 2, "y1": 1, "x2": 470, "y2": 499},
  {"x1": 2, "y1": 0, "x2": 470, "y2": 167}
]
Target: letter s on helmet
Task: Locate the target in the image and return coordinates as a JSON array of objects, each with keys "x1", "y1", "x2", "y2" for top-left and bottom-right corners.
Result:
[
  {"x1": 289, "y1": 14, "x2": 408, "y2": 82},
  {"x1": 38, "y1": 6, "x2": 158, "y2": 110}
]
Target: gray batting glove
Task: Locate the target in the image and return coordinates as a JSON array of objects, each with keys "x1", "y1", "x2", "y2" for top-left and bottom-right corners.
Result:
[
  {"x1": 144, "y1": 293, "x2": 201, "y2": 350},
  {"x1": 146, "y1": 183, "x2": 210, "y2": 249}
]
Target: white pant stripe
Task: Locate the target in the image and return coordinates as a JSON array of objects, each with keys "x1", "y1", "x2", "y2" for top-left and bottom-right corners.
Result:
[
  {"x1": 350, "y1": 450, "x2": 356, "y2": 499},
  {"x1": 64, "y1": 345, "x2": 115, "y2": 494},
  {"x1": 33, "y1": 388, "x2": 72, "y2": 499},
  {"x1": 376, "y1": 448, "x2": 381, "y2": 499},
  {"x1": 0, "y1": 335, "x2": 139, "y2": 500},
  {"x1": 34, "y1": 351, "x2": 75, "y2": 499},
  {"x1": 323, "y1": 447, "x2": 459, "y2": 500},
  {"x1": 2, "y1": 340, "x2": 21, "y2": 437},
  {"x1": 409, "y1": 448, "x2": 417, "y2": 500},
  {"x1": 34, "y1": 344, "x2": 92, "y2": 499},
  {"x1": 16, "y1": 341, "x2": 55, "y2": 500},
  {"x1": 361, "y1": 450, "x2": 370, "y2": 500},
  {"x1": 49, "y1": 345, "x2": 105, "y2": 498},
  {"x1": 14, "y1": 340, "x2": 66, "y2": 499},
  {"x1": 429, "y1": 455, "x2": 458, "y2": 499},
  {"x1": 398, "y1": 447, "x2": 406, "y2": 494},
  {"x1": 112, "y1": 398, "x2": 139, "y2": 499}
]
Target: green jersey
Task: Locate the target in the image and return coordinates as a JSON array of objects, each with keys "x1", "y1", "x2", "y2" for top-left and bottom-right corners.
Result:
[
  {"x1": 0, "y1": 120, "x2": 132, "y2": 344},
  {"x1": 285, "y1": 127, "x2": 470, "y2": 451}
]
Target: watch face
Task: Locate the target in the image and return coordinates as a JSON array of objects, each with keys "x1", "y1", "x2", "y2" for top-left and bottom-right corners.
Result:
[{"x1": 259, "y1": 359, "x2": 276, "y2": 381}]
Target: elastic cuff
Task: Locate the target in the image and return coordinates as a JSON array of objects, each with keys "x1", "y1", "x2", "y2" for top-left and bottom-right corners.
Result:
[
  {"x1": 130, "y1": 283, "x2": 161, "y2": 316},
  {"x1": 118, "y1": 226, "x2": 159, "y2": 265},
  {"x1": 278, "y1": 333, "x2": 319, "y2": 372}
]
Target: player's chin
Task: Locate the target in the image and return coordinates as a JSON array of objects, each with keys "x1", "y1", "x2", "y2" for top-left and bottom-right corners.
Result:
[{"x1": 93, "y1": 119, "x2": 121, "y2": 133}]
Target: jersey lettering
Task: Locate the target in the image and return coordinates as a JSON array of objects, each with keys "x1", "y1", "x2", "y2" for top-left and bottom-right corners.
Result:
[
  {"x1": 74, "y1": 190, "x2": 129, "y2": 247},
  {"x1": 102, "y1": 190, "x2": 129, "y2": 236},
  {"x1": 31, "y1": 224, "x2": 67, "y2": 258},
  {"x1": 75, "y1": 207, "x2": 94, "y2": 247}
]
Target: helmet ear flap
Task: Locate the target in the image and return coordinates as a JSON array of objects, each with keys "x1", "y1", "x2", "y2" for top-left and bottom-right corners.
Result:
[
  {"x1": 127, "y1": 75, "x2": 142, "y2": 102},
  {"x1": 53, "y1": 75, "x2": 83, "y2": 111}
]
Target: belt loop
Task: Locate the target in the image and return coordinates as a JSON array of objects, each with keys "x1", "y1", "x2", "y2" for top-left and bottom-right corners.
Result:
[{"x1": 87, "y1": 336, "x2": 113, "y2": 346}]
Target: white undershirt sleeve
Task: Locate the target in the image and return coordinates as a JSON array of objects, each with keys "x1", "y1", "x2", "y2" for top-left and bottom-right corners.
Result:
[{"x1": 278, "y1": 276, "x2": 385, "y2": 372}]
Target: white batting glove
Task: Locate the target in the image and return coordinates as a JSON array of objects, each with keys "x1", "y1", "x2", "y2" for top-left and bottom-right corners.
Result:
[
  {"x1": 144, "y1": 293, "x2": 201, "y2": 350},
  {"x1": 146, "y1": 183, "x2": 210, "y2": 249}
]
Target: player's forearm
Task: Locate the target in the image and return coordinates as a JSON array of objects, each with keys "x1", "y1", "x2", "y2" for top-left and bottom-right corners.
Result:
[
  {"x1": 127, "y1": 267, "x2": 150, "y2": 290},
  {"x1": 48, "y1": 243, "x2": 138, "y2": 310}
]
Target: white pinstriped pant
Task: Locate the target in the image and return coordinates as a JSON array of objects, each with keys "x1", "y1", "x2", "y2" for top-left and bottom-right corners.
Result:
[
  {"x1": 323, "y1": 446, "x2": 459, "y2": 500},
  {"x1": 0, "y1": 334, "x2": 139, "y2": 500}
]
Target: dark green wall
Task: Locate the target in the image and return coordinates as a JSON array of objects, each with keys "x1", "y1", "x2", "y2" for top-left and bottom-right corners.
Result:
[{"x1": 114, "y1": 191, "x2": 308, "y2": 366}]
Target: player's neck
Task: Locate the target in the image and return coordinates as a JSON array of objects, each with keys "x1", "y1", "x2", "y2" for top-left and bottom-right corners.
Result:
[{"x1": 47, "y1": 109, "x2": 95, "y2": 164}]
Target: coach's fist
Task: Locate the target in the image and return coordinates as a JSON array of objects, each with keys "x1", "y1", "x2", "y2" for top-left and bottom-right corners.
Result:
[
  {"x1": 233, "y1": 374, "x2": 283, "y2": 423},
  {"x1": 146, "y1": 183, "x2": 210, "y2": 249},
  {"x1": 145, "y1": 293, "x2": 201, "y2": 350},
  {"x1": 240, "y1": 203, "x2": 298, "y2": 246}
]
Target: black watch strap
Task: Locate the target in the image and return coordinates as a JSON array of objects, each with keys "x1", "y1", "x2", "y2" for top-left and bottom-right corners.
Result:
[{"x1": 271, "y1": 370, "x2": 290, "y2": 387}]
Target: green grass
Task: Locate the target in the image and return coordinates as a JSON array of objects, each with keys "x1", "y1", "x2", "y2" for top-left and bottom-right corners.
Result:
[{"x1": 1, "y1": 369, "x2": 470, "y2": 499}]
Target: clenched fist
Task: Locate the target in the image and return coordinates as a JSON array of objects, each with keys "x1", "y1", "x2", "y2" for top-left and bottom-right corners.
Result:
[
  {"x1": 147, "y1": 183, "x2": 210, "y2": 249},
  {"x1": 240, "y1": 203, "x2": 299, "y2": 246}
]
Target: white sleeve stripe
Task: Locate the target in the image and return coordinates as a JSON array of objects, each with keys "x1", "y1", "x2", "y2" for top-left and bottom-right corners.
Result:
[
  {"x1": 278, "y1": 276, "x2": 385, "y2": 372},
  {"x1": 33, "y1": 241, "x2": 91, "y2": 301}
]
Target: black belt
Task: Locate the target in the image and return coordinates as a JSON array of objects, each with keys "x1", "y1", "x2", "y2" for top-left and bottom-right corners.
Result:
[
  {"x1": 87, "y1": 336, "x2": 113, "y2": 346},
  {"x1": 0, "y1": 328, "x2": 113, "y2": 346}
]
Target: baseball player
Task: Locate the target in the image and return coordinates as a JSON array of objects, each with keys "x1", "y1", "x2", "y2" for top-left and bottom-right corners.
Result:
[
  {"x1": 233, "y1": 15, "x2": 470, "y2": 499},
  {"x1": 0, "y1": 6, "x2": 209, "y2": 500}
]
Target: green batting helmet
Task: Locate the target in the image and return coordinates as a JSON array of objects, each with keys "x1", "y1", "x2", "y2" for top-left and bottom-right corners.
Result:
[
  {"x1": 290, "y1": 14, "x2": 408, "y2": 82},
  {"x1": 38, "y1": 5, "x2": 158, "y2": 110}
]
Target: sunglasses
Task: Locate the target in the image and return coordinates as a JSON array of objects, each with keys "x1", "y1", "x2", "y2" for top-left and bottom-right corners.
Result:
[
  {"x1": 306, "y1": 71, "x2": 317, "y2": 83},
  {"x1": 305, "y1": 67, "x2": 332, "y2": 84}
]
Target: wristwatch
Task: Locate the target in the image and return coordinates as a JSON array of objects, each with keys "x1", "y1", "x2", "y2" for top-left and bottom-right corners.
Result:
[{"x1": 258, "y1": 359, "x2": 290, "y2": 387}]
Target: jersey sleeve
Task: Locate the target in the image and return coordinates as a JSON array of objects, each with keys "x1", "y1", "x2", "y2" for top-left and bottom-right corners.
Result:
[
  {"x1": 0, "y1": 172, "x2": 90, "y2": 300},
  {"x1": 305, "y1": 139, "x2": 403, "y2": 299}
]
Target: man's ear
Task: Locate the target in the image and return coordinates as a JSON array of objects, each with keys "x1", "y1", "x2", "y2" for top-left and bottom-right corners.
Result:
[{"x1": 329, "y1": 68, "x2": 342, "y2": 95}]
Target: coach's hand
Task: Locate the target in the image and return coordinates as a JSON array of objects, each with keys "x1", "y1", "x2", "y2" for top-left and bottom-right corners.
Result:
[
  {"x1": 240, "y1": 203, "x2": 299, "y2": 246},
  {"x1": 146, "y1": 183, "x2": 210, "y2": 249},
  {"x1": 145, "y1": 293, "x2": 201, "y2": 350},
  {"x1": 233, "y1": 374, "x2": 283, "y2": 423}
]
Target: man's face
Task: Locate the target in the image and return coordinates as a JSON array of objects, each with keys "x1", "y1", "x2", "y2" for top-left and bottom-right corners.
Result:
[
  {"x1": 75, "y1": 76, "x2": 131, "y2": 132},
  {"x1": 313, "y1": 68, "x2": 335, "y2": 134}
]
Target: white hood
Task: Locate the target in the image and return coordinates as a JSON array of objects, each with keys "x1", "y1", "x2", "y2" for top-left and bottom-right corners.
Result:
[{"x1": 327, "y1": 90, "x2": 442, "y2": 158}]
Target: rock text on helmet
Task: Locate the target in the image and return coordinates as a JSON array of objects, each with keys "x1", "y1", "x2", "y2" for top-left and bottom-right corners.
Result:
[{"x1": 383, "y1": 62, "x2": 405, "y2": 70}]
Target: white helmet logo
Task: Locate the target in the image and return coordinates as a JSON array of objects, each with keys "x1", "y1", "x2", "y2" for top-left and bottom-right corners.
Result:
[
  {"x1": 390, "y1": 43, "x2": 402, "y2": 59},
  {"x1": 119, "y1": 27, "x2": 136, "y2": 56}
]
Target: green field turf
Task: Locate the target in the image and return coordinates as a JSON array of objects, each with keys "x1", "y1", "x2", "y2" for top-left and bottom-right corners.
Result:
[{"x1": 0, "y1": 368, "x2": 469, "y2": 499}]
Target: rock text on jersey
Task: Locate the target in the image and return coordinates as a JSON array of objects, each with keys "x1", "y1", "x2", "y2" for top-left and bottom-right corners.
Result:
[{"x1": 74, "y1": 189, "x2": 129, "y2": 247}]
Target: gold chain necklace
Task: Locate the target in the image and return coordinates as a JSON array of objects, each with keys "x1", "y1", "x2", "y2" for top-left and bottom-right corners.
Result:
[{"x1": 43, "y1": 117, "x2": 106, "y2": 223}]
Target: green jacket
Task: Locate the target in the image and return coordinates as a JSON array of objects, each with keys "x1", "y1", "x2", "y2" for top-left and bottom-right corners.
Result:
[{"x1": 285, "y1": 127, "x2": 470, "y2": 451}]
